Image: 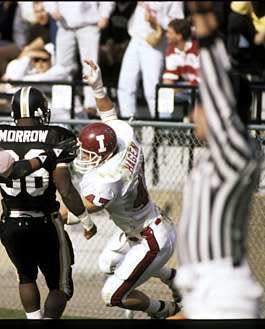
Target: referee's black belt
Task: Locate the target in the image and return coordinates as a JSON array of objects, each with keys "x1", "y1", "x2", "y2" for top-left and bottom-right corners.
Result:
[{"x1": 9, "y1": 210, "x2": 46, "y2": 218}]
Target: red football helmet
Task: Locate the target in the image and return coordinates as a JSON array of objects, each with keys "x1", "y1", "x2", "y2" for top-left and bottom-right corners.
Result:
[{"x1": 74, "y1": 122, "x2": 117, "y2": 173}]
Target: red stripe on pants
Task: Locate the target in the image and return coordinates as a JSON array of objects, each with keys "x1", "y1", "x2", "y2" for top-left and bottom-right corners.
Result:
[{"x1": 111, "y1": 226, "x2": 159, "y2": 306}]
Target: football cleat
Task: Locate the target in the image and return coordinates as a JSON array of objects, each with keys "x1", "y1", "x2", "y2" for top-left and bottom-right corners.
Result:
[{"x1": 149, "y1": 300, "x2": 181, "y2": 319}]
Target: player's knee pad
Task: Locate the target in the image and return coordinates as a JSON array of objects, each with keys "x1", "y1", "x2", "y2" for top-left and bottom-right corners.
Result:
[{"x1": 101, "y1": 275, "x2": 128, "y2": 307}]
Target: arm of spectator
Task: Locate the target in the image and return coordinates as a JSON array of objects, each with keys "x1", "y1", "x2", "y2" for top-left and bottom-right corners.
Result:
[
  {"x1": 20, "y1": 37, "x2": 46, "y2": 57},
  {"x1": 3, "y1": 57, "x2": 31, "y2": 81},
  {"x1": 98, "y1": 2, "x2": 115, "y2": 29},
  {"x1": 23, "y1": 64, "x2": 70, "y2": 82},
  {"x1": 230, "y1": 2, "x2": 251, "y2": 16},
  {"x1": 162, "y1": 71, "x2": 180, "y2": 83},
  {"x1": 43, "y1": 2, "x2": 62, "y2": 21},
  {"x1": 254, "y1": 31, "x2": 265, "y2": 44},
  {"x1": 162, "y1": 78, "x2": 176, "y2": 85},
  {"x1": 160, "y1": 2, "x2": 185, "y2": 30},
  {"x1": 29, "y1": 49, "x2": 49, "y2": 58},
  {"x1": 144, "y1": 11, "x2": 160, "y2": 30}
]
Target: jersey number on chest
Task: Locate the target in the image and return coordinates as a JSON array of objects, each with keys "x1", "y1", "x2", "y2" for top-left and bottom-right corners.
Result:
[{"x1": 0, "y1": 149, "x2": 49, "y2": 197}]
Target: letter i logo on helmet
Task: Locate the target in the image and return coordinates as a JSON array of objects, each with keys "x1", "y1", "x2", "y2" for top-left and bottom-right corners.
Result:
[
  {"x1": 11, "y1": 86, "x2": 51, "y2": 124},
  {"x1": 74, "y1": 122, "x2": 118, "y2": 174}
]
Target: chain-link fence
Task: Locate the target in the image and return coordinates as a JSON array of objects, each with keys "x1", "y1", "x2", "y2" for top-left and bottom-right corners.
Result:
[{"x1": 0, "y1": 122, "x2": 264, "y2": 318}]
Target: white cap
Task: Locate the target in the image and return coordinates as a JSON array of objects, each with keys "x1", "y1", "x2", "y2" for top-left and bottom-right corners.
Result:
[{"x1": 0, "y1": 150, "x2": 15, "y2": 177}]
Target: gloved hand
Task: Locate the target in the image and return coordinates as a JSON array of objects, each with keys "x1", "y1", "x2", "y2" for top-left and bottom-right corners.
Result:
[
  {"x1": 37, "y1": 137, "x2": 79, "y2": 171},
  {"x1": 83, "y1": 224, "x2": 97, "y2": 240},
  {"x1": 83, "y1": 59, "x2": 106, "y2": 98},
  {"x1": 55, "y1": 137, "x2": 79, "y2": 163}
]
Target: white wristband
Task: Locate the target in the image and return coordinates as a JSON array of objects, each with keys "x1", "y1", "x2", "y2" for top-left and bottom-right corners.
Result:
[
  {"x1": 98, "y1": 107, "x2": 118, "y2": 122},
  {"x1": 79, "y1": 210, "x2": 95, "y2": 231},
  {"x1": 67, "y1": 212, "x2": 81, "y2": 225}
]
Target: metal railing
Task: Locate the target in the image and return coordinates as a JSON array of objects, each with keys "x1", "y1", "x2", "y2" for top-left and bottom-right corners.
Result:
[
  {"x1": 0, "y1": 79, "x2": 90, "y2": 120},
  {"x1": 0, "y1": 78, "x2": 264, "y2": 186},
  {"x1": 0, "y1": 79, "x2": 264, "y2": 121},
  {"x1": 154, "y1": 81, "x2": 265, "y2": 123}
]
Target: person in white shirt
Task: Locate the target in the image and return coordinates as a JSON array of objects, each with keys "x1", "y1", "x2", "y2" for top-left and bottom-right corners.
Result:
[
  {"x1": 65, "y1": 59, "x2": 181, "y2": 319},
  {"x1": 117, "y1": 1, "x2": 184, "y2": 119},
  {"x1": 3, "y1": 45, "x2": 84, "y2": 124},
  {"x1": 4, "y1": 47, "x2": 66, "y2": 82},
  {"x1": 43, "y1": 2, "x2": 115, "y2": 113}
]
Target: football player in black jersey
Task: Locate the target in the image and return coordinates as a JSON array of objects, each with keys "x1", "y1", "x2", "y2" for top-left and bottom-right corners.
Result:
[
  {"x1": 0, "y1": 87, "x2": 96, "y2": 319},
  {"x1": 0, "y1": 137, "x2": 78, "y2": 180}
]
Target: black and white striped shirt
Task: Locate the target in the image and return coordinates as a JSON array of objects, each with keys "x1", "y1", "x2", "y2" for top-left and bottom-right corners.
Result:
[{"x1": 177, "y1": 35, "x2": 260, "y2": 267}]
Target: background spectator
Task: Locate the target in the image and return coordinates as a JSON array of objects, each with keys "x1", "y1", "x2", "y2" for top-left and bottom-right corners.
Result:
[
  {"x1": 99, "y1": 1, "x2": 137, "y2": 88},
  {"x1": 228, "y1": 1, "x2": 265, "y2": 74},
  {"x1": 162, "y1": 18, "x2": 200, "y2": 85},
  {"x1": 19, "y1": 1, "x2": 55, "y2": 59},
  {"x1": 44, "y1": 1, "x2": 115, "y2": 118},
  {"x1": 184, "y1": 1, "x2": 231, "y2": 42},
  {"x1": 3, "y1": 45, "x2": 83, "y2": 126},
  {"x1": 2, "y1": 1, "x2": 60, "y2": 87},
  {"x1": 160, "y1": 18, "x2": 200, "y2": 120},
  {"x1": 0, "y1": 1, "x2": 28, "y2": 77},
  {"x1": 117, "y1": 1, "x2": 184, "y2": 120},
  {"x1": 4, "y1": 46, "x2": 62, "y2": 82}
]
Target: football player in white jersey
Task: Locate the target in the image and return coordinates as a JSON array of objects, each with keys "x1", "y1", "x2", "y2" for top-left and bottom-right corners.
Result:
[{"x1": 68, "y1": 59, "x2": 181, "y2": 319}]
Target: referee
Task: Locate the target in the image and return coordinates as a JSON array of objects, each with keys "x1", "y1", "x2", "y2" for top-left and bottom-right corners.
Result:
[{"x1": 175, "y1": 2, "x2": 263, "y2": 319}]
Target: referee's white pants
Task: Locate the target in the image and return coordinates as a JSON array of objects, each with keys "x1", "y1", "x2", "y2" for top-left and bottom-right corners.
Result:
[
  {"x1": 55, "y1": 25, "x2": 100, "y2": 109},
  {"x1": 117, "y1": 37, "x2": 164, "y2": 119},
  {"x1": 176, "y1": 258, "x2": 263, "y2": 319}
]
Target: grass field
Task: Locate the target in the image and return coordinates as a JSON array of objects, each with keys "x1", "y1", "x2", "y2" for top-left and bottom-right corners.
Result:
[{"x1": 0, "y1": 308, "x2": 89, "y2": 319}]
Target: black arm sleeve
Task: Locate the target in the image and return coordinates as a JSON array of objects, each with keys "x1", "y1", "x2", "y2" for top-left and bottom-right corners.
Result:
[{"x1": 8, "y1": 160, "x2": 35, "y2": 179}]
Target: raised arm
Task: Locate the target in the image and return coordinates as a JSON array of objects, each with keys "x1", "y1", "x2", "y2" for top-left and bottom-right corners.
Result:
[{"x1": 83, "y1": 59, "x2": 118, "y2": 122}]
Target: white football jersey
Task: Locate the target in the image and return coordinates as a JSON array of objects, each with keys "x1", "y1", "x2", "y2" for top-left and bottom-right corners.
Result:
[{"x1": 79, "y1": 120, "x2": 160, "y2": 236}]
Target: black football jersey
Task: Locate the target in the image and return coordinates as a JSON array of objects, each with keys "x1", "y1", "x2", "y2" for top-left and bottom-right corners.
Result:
[{"x1": 0, "y1": 124, "x2": 75, "y2": 213}]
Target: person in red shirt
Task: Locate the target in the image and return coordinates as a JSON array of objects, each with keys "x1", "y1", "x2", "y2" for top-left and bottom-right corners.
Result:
[
  {"x1": 161, "y1": 18, "x2": 200, "y2": 120},
  {"x1": 163, "y1": 18, "x2": 200, "y2": 85}
]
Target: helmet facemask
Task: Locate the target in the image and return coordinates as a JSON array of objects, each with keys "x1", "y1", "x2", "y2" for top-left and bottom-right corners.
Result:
[
  {"x1": 74, "y1": 146, "x2": 102, "y2": 174},
  {"x1": 74, "y1": 141, "x2": 114, "y2": 174},
  {"x1": 34, "y1": 107, "x2": 51, "y2": 125}
]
